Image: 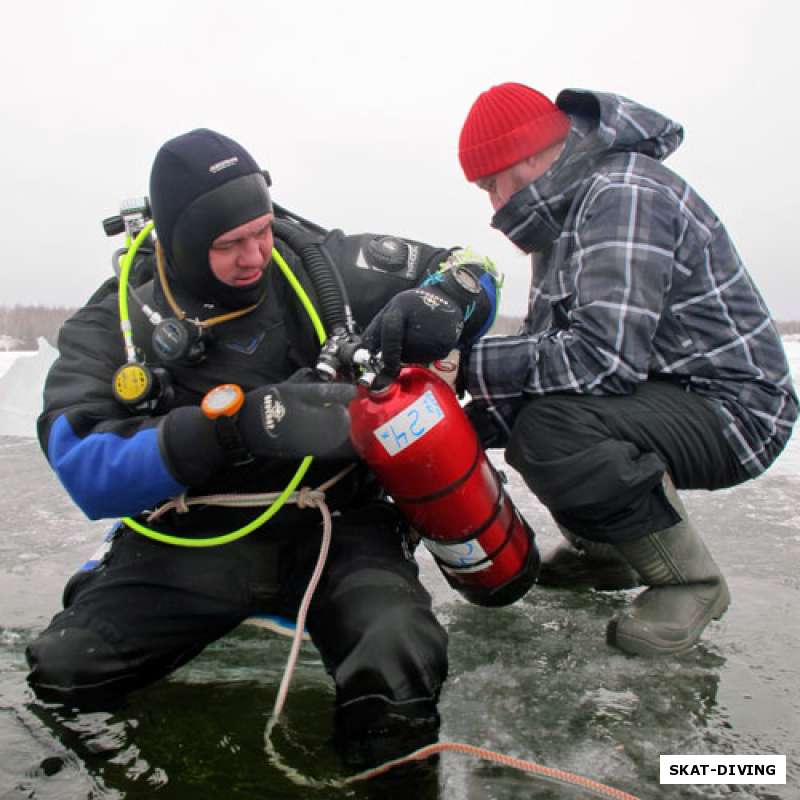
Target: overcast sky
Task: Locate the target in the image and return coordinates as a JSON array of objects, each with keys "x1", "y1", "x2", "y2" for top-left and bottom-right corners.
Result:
[{"x1": 3, "y1": 0, "x2": 798, "y2": 320}]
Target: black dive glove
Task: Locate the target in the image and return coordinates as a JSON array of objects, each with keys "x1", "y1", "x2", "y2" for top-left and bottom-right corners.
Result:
[
  {"x1": 362, "y1": 249, "x2": 501, "y2": 376},
  {"x1": 237, "y1": 379, "x2": 357, "y2": 461},
  {"x1": 362, "y1": 287, "x2": 465, "y2": 376},
  {"x1": 161, "y1": 376, "x2": 357, "y2": 487}
]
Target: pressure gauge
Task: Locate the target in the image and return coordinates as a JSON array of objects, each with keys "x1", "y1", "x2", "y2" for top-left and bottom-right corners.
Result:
[{"x1": 201, "y1": 384, "x2": 245, "y2": 419}]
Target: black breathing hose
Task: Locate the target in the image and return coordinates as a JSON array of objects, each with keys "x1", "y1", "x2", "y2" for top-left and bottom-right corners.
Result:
[{"x1": 272, "y1": 218, "x2": 354, "y2": 335}]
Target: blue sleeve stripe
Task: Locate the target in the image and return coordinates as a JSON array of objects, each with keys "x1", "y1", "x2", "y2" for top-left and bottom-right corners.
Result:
[
  {"x1": 466, "y1": 272, "x2": 500, "y2": 344},
  {"x1": 48, "y1": 415, "x2": 186, "y2": 520}
]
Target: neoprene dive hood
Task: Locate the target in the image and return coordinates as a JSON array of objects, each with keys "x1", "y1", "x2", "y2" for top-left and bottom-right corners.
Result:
[{"x1": 149, "y1": 128, "x2": 273, "y2": 309}]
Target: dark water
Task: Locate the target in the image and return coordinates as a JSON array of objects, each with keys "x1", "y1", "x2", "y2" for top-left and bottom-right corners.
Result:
[{"x1": 1, "y1": 435, "x2": 798, "y2": 799}]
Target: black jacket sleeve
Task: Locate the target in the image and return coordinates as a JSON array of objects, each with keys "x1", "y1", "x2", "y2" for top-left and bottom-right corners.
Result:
[{"x1": 37, "y1": 293, "x2": 223, "y2": 520}]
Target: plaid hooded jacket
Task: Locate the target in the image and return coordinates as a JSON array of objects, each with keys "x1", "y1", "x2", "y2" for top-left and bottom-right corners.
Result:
[{"x1": 466, "y1": 89, "x2": 797, "y2": 477}]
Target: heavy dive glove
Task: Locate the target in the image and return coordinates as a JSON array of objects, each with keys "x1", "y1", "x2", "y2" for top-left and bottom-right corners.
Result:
[
  {"x1": 237, "y1": 379, "x2": 357, "y2": 461},
  {"x1": 362, "y1": 249, "x2": 501, "y2": 375},
  {"x1": 362, "y1": 287, "x2": 465, "y2": 376},
  {"x1": 161, "y1": 378, "x2": 357, "y2": 487}
]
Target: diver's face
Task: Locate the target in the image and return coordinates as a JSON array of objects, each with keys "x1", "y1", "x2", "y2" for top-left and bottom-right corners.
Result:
[{"x1": 208, "y1": 213, "x2": 274, "y2": 287}]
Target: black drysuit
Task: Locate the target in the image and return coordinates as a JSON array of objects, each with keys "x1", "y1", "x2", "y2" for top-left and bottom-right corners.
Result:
[{"x1": 26, "y1": 222, "x2": 451, "y2": 748}]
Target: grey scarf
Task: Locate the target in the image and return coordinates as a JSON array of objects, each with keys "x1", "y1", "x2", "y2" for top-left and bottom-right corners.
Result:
[{"x1": 490, "y1": 118, "x2": 597, "y2": 254}]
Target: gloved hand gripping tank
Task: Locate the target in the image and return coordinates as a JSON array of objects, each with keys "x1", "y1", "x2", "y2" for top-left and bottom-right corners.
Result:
[{"x1": 349, "y1": 366, "x2": 540, "y2": 606}]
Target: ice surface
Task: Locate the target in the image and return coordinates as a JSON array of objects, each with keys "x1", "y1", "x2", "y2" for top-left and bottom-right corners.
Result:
[{"x1": 0, "y1": 339, "x2": 57, "y2": 438}]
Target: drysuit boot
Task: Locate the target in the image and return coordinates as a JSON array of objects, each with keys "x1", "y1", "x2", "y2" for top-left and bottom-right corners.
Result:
[
  {"x1": 607, "y1": 477, "x2": 730, "y2": 656},
  {"x1": 538, "y1": 525, "x2": 641, "y2": 590},
  {"x1": 334, "y1": 695, "x2": 440, "y2": 770}
]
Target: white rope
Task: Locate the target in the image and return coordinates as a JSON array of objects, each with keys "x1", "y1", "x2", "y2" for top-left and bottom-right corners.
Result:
[
  {"x1": 146, "y1": 464, "x2": 356, "y2": 521},
  {"x1": 262, "y1": 491, "x2": 334, "y2": 788},
  {"x1": 267, "y1": 494, "x2": 332, "y2": 725}
]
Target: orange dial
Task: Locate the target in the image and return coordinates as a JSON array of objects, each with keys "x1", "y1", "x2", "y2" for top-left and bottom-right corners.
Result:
[{"x1": 201, "y1": 384, "x2": 245, "y2": 420}]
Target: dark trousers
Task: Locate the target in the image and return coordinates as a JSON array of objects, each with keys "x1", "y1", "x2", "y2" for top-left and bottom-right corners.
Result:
[
  {"x1": 26, "y1": 502, "x2": 448, "y2": 735},
  {"x1": 505, "y1": 380, "x2": 753, "y2": 543}
]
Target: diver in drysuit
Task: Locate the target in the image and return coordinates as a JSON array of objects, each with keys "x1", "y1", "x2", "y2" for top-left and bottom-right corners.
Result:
[{"x1": 26, "y1": 128, "x2": 499, "y2": 765}]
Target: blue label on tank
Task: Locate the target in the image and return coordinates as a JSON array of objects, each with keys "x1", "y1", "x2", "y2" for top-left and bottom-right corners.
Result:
[
  {"x1": 423, "y1": 537, "x2": 490, "y2": 572},
  {"x1": 374, "y1": 390, "x2": 445, "y2": 456}
]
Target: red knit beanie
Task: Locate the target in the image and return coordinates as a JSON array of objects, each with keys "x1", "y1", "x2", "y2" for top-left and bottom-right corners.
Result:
[{"x1": 458, "y1": 83, "x2": 571, "y2": 182}]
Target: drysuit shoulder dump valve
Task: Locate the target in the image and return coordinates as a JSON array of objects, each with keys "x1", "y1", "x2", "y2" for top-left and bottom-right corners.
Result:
[{"x1": 349, "y1": 366, "x2": 540, "y2": 606}]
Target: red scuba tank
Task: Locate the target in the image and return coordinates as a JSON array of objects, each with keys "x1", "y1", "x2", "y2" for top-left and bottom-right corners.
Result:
[{"x1": 349, "y1": 366, "x2": 540, "y2": 607}]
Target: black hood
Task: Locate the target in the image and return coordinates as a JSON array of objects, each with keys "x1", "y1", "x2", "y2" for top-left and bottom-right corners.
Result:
[{"x1": 149, "y1": 128, "x2": 273, "y2": 309}]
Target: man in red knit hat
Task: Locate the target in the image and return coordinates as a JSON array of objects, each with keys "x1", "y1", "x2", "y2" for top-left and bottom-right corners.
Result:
[
  {"x1": 458, "y1": 83, "x2": 571, "y2": 212},
  {"x1": 447, "y1": 82, "x2": 797, "y2": 656}
]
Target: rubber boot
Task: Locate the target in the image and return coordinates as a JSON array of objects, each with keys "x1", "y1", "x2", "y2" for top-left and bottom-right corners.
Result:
[
  {"x1": 538, "y1": 525, "x2": 641, "y2": 590},
  {"x1": 606, "y1": 476, "x2": 730, "y2": 656}
]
